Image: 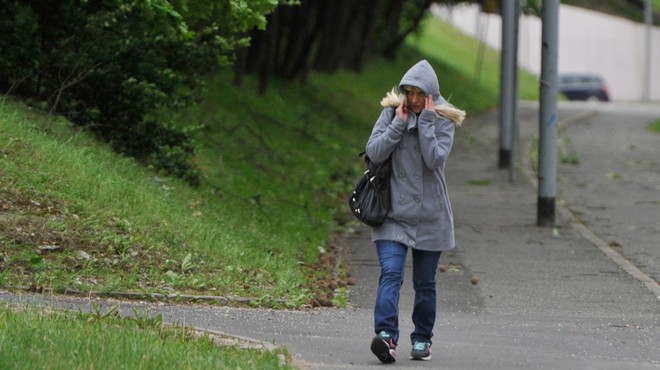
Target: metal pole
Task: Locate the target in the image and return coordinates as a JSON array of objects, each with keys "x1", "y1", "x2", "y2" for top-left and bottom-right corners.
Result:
[
  {"x1": 537, "y1": 0, "x2": 559, "y2": 226},
  {"x1": 510, "y1": 1, "x2": 520, "y2": 182},
  {"x1": 643, "y1": 0, "x2": 652, "y2": 102},
  {"x1": 498, "y1": 0, "x2": 518, "y2": 169}
]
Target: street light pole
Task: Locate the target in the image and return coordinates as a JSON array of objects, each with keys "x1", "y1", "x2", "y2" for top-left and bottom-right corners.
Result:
[
  {"x1": 537, "y1": 0, "x2": 559, "y2": 226},
  {"x1": 643, "y1": 0, "x2": 652, "y2": 102},
  {"x1": 498, "y1": 0, "x2": 520, "y2": 174}
]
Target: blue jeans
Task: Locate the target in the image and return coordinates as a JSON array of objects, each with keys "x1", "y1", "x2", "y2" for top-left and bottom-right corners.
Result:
[{"x1": 374, "y1": 240, "x2": 442, "y2": 345}]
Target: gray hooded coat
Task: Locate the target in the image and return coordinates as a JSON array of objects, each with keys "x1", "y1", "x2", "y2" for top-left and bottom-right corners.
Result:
[{"x1": 365, "y1": 60, "x2": 456, "y2": 252}]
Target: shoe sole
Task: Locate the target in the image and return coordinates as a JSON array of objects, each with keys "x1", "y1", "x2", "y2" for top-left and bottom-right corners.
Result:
[
  {"x1": 410, "y1": 354, "x2": 432, "y2": 361},
  {"x1": 370, "y1": 337, "x2": 396, "y2": 363}
]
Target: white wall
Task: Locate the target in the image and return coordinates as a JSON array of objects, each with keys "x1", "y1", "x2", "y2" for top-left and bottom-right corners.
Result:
[{"x1": 431, "y1": 4, "x2": 660, "y2": 102}]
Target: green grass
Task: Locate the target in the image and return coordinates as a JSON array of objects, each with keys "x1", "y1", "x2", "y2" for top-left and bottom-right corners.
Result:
[
  {"x1": 467, "y1": 179, "x2": 493, "y2": 186},
  {"x1": 0, "y1": 303, "x2": 291, "y2": 369},
  {"x1": 649, "y1": 118, "x2": 660, "y2": 133},
  {"x1": 0, "y1": 100, "x2": 308, "y2": 306}
]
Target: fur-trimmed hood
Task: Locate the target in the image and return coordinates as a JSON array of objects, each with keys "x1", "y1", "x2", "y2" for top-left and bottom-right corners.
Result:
[{"x1": 380, "y1": 59, "x2": 466, "y2": 126}]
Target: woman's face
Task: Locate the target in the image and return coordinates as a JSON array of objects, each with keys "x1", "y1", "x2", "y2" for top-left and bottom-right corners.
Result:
[{"x1": 404, "y1": 87, "x2": 426, "y2": 114}]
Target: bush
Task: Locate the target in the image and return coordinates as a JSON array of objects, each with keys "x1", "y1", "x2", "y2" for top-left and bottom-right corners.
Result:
[{"x1": 0, "y1": 0, "x2": 275, "y2": 185}]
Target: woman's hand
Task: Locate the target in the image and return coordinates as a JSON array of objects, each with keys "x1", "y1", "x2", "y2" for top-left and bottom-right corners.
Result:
[
  {"x1": 425, "y1": 95, "x2": 435, "y2": 111},
  {"x1": 396, "y1": 97, "x2": 409, "y2": 121}
]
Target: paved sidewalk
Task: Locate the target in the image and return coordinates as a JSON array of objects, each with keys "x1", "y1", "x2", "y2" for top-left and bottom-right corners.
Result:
[
  {"x1": 552, "y1": 103, "x2": 660, "y2": 288},
  {"x1": 2, "y1": 102, "x2": 659, "y2": 369}
]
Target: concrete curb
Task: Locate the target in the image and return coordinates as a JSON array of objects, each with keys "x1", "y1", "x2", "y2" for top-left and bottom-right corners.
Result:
[
  {"x1": 3, "y1": 286, "x2": 288, "y2": 306},
  {"x1": 189, "y1": 326, "x2": 281, "y2": 352},
  {"x1": 520, "y1": 110, "x2": 660, "y2": 301}
]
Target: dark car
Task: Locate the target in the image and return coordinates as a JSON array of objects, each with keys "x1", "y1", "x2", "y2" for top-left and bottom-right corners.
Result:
[{"x1": 558, "y1": 73, "x2": 610, "y2": 102}]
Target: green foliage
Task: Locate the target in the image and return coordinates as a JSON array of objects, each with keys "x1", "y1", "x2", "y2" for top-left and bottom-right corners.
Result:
[{"x1": 0, "y1": 0, "x2": 277, "y2": 186}]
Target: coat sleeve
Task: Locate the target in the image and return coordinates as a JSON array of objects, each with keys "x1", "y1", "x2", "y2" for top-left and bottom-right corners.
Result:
[
  {"x1": 416, "y1": 109, "x2": 455, "y2": 169},
  {"x1": 365, "y1": 107, "x2": 406, "y2": 163}
]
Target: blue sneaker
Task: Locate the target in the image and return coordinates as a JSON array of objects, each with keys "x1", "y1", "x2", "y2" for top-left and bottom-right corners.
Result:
[
  {"x1": 410, "y1": 341, "x2": 432, "y2": 361},
  {"x1": 370, "y1": 331, "x2": 396, "y2": 363}
]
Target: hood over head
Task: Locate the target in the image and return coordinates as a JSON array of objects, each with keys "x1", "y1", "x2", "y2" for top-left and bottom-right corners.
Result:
[
  {"x1": 380, "y1": 60, "x2": 466, "y2": 126},
  {"x1": 398, "y1": 59, "x2": 447, "y2": 106}
]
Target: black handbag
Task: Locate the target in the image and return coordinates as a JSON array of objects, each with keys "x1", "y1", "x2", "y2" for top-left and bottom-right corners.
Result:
[{"x1": 347, "y1": 152, "x2": 392, "y2": 227}]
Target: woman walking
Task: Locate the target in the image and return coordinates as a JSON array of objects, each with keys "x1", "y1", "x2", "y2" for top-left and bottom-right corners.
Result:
[{"x1": 365, "y1": 60, "x2": 465, "y2": 363}]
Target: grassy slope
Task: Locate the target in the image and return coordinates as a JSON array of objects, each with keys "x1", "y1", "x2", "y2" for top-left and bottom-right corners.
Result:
[{"x1": 0, "y1": 15, "x2": 535, "y2": 308}]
